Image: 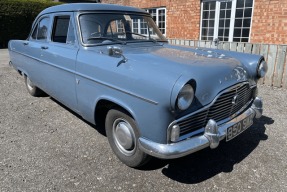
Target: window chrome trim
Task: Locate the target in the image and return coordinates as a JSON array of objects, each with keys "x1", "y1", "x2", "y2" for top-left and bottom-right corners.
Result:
[{"x1": 76, "y1": 11, "x2": 151, "y2": 47}]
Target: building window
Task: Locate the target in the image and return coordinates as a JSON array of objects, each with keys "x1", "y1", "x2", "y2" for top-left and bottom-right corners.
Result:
[
  {"x1": 200, "y1": 0, "x2": 253, "y2": 42},
  {"x1": 131, "y1": 19, "x2": 148, "y2": 35},
  {"x1": 218, "y1": 1, "x2": 232, "y2": 42},
  {"x1": 146, "y1": 8, "x2": 166, "y2": 35},
  {"x1": 233, "y1": 0, "x2": 253, "y2": 42},
  {"x1": 201, "y1": 2, "x2": 216, "y2": 41},
  {"x1": 116, "y1": 20, "x2": 125, "y2": 33},
  {"x1": 132, "y1": 19, "x2": 139, "y2": 34}
]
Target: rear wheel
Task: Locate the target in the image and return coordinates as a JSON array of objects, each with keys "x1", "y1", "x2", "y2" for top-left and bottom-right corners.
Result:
[
  {"x1": 105, "y1": 109, "x2": 151, "y2": 168},
  {"x1": 24, "y1": 76, "x2": 44, "y2": 97}
]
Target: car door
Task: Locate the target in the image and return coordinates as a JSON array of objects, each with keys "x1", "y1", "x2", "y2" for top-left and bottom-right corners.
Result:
[
  {"x1": 21, "y1": 16, "x2": 51, "y2": 93},
  {"x1": 39, "y1": 13, "x2": 79, "y2": 112}
]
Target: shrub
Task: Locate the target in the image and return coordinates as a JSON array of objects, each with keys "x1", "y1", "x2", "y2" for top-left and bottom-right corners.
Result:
[{"x1": 0, "y1": 0, "x2": 61, "y2": 48}]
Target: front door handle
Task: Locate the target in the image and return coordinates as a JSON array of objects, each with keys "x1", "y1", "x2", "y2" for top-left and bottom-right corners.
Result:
[
  {"x1": 23, "y1": 42, "x2": 29, "y2": 46},
  {"x1": 41, "y1": 46, "x2": 48, "y2": 50}
]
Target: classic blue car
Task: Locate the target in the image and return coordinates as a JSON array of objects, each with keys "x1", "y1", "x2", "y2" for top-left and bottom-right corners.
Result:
[{"x1": 8, "y1": 3, "x2": 267, "y2": 167}]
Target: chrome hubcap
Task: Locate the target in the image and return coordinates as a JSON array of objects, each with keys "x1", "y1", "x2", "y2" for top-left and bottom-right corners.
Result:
[
  {"x1": 26, "y1": 77, "x2": 34, "y2": 91},
  {"x1": 112, "y1": 118, "x2": 136, "y2": 156}
]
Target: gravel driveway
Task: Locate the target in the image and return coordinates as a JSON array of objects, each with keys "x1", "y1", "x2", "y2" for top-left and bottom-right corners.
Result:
[{"x1": 0, "y1": 49, "x2": 286, "y2": 192}]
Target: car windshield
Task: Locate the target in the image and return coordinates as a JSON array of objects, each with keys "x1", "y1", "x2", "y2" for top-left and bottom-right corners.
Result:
[{"x1": 79, "y1": 13, "x2": 167, "y2": 45}]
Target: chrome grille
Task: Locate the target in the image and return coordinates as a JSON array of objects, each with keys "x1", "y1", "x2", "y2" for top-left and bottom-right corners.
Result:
[
  {"x1": 178, "y1": 83, "x2": 255, "y2": 136},
  {"x1": 179, "y1": 109, "x2": 208, "y2": 135}
]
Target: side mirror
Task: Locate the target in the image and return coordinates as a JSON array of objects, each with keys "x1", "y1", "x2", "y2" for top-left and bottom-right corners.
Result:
[
  {"x1": 107, "y1": 46, "x2": 128, "y2": 66},
  {"x1": 107, "y1": 46, "x2": 123, "y2": 58}
]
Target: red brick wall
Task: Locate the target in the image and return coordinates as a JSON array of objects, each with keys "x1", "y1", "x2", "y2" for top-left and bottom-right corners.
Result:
[
  {"x1": 102, "y1": 0, "x2": 287, "y2": 44},
  {"x1": 251, "y1": 0, "x2": 287, "y2": 44},
  {"x1": 101, "y1": 0, "x2": 201, "y2": 40}
]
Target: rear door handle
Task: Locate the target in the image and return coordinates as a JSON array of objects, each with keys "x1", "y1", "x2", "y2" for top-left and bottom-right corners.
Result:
[
  {"x1": 23, "y1": 42, "x2": 29, "y2": 45},
  {"x1": 41, "y1": 46, "x2": 48, "y2": 50}
]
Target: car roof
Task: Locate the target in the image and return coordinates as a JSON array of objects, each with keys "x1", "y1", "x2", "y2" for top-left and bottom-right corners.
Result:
[{"x1": 39, "y1": 3, "x2": 147, "y2": 15}]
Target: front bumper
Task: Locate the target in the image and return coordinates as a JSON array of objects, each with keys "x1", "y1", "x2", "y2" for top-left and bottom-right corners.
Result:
[{"x1": 138, "y1": 97, "x2": 263, "y2": 159}]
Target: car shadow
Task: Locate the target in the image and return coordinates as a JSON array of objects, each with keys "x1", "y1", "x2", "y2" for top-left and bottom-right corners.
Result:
[
  {"x1": 48, "y1": 97, "x2": 274, "y2": 181},
  {"x1": 158, "y1": 115, "x2": 273, "y2": 184}
]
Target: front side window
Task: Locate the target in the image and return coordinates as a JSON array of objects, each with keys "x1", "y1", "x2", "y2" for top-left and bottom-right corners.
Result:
[
  {"x1": 67, "y1": 19, "x2": 76, "y2": 44},
  {"x1": 201, "y1": 0, "x2": 253, "y2": 42},
  {"x1": 52, "y1": 16, "x2": 70, "y2": 43},
  {"x1": 31, "y1": 17, "x2": 50, "y2": 41},
  {"x1": 52, "y1": 16, "x2": 75, "y2": 44},
  {"x1": 79, "y1": 13, "x2": 167, "y2": 45}
]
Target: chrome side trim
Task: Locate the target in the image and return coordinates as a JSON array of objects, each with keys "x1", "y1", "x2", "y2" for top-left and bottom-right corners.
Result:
[
  {"x1": 139, "y1": 98, "x2": 262, "y2": 159},
  {"x1": 11, "y1": 50, "x2": 76, "y2": 74},
  {"x1": 76, "y1": 72, "x2": 159, "y2": 105},
  {"x1": 10, "y1": 49, "x2": 158, "y2": 105}
]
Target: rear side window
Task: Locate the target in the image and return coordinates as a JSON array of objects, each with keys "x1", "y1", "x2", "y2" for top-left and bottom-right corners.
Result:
[
  {"x1": 30, "y1": 17, "x2": 50, "y2": 41},
  {"x1": 31, "y1": 24, "x2": 38, "y2": 39},
  {"x1": 52, "y1": 16, "x2": 75, "y2": 44}
]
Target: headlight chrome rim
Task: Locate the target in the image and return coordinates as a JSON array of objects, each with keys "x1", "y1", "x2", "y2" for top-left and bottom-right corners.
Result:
[
  {"x1": 257, "y1": 60, "x2": 268, "y2": 78},
  {"x1": 177, "y1": 84, "x2": 194, "y2": 111}
]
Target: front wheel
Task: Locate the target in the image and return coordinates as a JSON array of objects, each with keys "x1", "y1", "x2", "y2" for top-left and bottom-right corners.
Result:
[
  {"x1": 105, "y1": 109, "x2": 151, "y2": 168},
  {"x1": 24, "y1": 76, "x2": 44, "y2": 97}
]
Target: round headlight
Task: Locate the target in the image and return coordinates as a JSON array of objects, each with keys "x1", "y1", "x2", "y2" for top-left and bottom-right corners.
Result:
[
  {"x1": 257, "y1": 60, "x2": 268, "y2": 78},
  {"x1": 177, "y1": 84, "x2": 194, "y2": 110}
]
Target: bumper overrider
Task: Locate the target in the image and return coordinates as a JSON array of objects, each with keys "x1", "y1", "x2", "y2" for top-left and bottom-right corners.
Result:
[{"x1": 139, "y1": 97, "x2": 263, "y2": 159}]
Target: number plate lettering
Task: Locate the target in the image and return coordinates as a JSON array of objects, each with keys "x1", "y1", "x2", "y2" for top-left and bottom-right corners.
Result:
[{"x1": 226, "y1": 114, "x2": 253, "y2": 141}]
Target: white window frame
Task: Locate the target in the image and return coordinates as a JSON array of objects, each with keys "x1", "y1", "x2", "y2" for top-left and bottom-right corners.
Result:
[
  {"x1": 131, "y1": 19, "x2": 140, "y2": 34},
  {"x1": 146, "y1": 7, "x2": 166, "y2": 36},
  {"x1": 131, "y1": 19, "x2": 149, "y2": 35},
  {"x1": 200, "y1": 0, "x2": 254, "y2": 42},
  {"x1": 115, "y1": 20, "x2": 124, "y2": 33}
]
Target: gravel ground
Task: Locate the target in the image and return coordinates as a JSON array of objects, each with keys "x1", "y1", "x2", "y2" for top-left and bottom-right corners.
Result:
[{"x1": 0, "y1": 49, "x2": 286, "y2": 192}]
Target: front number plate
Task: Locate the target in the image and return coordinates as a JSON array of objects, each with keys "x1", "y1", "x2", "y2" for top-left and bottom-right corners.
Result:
[{"x1": 226, "y1": 114, "x2": 254, "y2": 141}]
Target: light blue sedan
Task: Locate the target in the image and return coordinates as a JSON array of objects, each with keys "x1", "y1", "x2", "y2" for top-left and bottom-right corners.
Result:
[{"x1": 8, "y1": 3, "x2": 267, "y2": 167}]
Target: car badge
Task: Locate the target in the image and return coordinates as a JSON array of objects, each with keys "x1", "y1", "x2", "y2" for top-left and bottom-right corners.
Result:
[{"x1": 232, "y1": 94, "x2": 239, "y2": 105}]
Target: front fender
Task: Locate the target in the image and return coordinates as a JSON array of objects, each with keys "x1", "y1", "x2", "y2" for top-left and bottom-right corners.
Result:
[{"x1": 210, "y1": 49, "x2": 263, "y2": 80}]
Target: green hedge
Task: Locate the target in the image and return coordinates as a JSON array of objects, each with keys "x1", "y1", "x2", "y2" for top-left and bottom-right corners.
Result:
[{"x1": 0, "y1": 0, "x2": 61, "y2": 48}]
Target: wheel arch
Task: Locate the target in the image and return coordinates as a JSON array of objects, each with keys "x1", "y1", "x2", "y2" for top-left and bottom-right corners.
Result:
[
  {"x1": 94, "y1": 97, "x2": 137, "y2": 130},
  {"x1": 15, "y1": 67, "x2": 28, "y2": 77}
]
